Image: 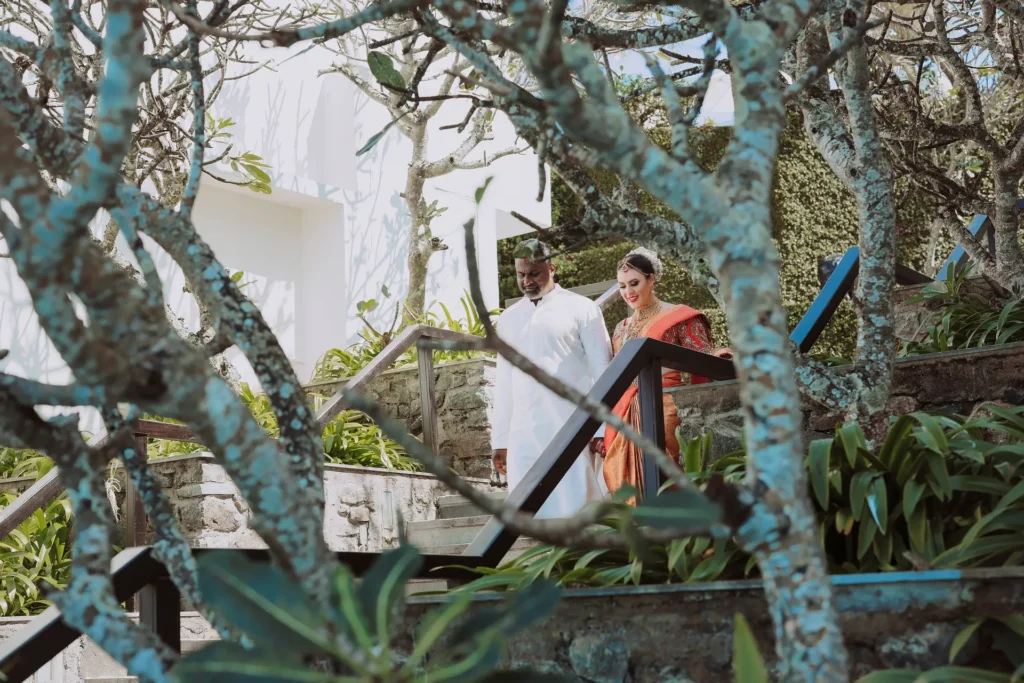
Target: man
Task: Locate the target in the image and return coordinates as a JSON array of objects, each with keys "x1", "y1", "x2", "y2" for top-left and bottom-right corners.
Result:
[{"x1": 491, "y1": 239, "x2": 613, "y2": 518}]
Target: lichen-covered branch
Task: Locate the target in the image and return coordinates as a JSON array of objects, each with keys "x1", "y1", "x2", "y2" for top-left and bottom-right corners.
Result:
[{"x1": 0, "y1": 393, "x2": 177, "y2": 683}]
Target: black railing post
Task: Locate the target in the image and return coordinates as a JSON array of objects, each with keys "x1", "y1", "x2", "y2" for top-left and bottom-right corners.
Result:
[
  {"x1": 123, "y1": 433, "x2": 149, "y2": 612},
  {"x1": 139, "y1": 577, "x2": 181, "y2": 654},
  {"x1": 636, "y1": 355, "x2": 665, "y2": 501}
]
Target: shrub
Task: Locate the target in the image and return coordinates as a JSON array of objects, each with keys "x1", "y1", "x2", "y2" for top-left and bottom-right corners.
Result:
[
  {"x1": 0, "y1": 450, "x2": 72, "y2": 616},
  {"x1": 456, "y1": 404, "x2": 1024, "y2": 591},
  {"x1": 900, "y1": 266, "x2": 1024, "y2": 356}
]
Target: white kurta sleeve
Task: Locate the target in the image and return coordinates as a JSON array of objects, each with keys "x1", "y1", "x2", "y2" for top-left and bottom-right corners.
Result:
[
  {"x1": 491, "y1": 323, "x2": 514, "y2": 451},
  {"x1": 578, "y1": 299, "x2": 613, "y2": 438}
]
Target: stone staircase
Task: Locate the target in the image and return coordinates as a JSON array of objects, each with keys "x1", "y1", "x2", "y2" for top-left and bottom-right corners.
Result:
[{"x1": 404, "y1": 491, "x2": 539, "y2": 596}]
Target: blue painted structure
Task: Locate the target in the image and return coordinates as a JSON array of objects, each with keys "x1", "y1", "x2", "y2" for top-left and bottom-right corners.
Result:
[{"x1": 936, "y1": 199, "x2": 1024, "y2": 281}]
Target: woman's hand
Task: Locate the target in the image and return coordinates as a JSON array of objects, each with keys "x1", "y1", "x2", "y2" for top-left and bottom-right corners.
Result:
[
  {"x1": 712, "y1": 347, "x2": 733, "y2": 360},
  {"x1": 589, "y1": 438, "x2": 606, "y2": 457}
]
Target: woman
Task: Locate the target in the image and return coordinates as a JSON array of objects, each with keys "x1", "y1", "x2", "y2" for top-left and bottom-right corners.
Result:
[{"x1": 603, "y1": 248, "x2": 728, "y2": 499}]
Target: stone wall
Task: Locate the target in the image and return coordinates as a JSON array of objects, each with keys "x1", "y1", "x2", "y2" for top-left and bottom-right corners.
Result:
[
  {"x1": 137, "y1": 453, "x2": 501, "y2": 551},
  {"x1": 306, "y1": 357, "x2": 496, "y2": 479},
  {"x1": 398, "y1": 567, "x2": 1024, "y2": 681},
  {"x1": 9, "y1": 568, "x2": 1021, "y2": 682},
  {"x1": 674, "y1": 343, "x2": 1024, "y2": 459}
]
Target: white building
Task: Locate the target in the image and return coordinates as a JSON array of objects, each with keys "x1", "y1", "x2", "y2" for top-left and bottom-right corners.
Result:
[{"x1": 0, "y1": 35, "x2": 548, "y2": 429}]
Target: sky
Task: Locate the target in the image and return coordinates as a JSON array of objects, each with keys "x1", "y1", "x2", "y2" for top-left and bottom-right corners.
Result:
[{"x1": 607, "y1": 35, "x2": 736, "y2": 126}]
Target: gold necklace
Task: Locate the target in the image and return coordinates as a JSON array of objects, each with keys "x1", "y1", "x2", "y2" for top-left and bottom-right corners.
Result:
[{"x1": 624, "y1": 299, "x2": 660, "y2": 340}]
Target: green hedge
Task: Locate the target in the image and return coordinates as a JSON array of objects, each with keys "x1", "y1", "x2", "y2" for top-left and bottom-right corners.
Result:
[{"x1": 498, "y1": 112, "x2": 949, "y2": 358}]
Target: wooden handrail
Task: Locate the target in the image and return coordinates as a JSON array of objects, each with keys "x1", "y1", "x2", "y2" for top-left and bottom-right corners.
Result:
[
  {"x1": 0, "y1": 325, "x2": 484, "y2": 542},
  {"x1": 316, "y1": 325, "x2": 481, "y2": 426}
]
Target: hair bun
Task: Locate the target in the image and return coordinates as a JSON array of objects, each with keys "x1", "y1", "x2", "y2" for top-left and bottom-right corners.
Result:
[{"x1": 626, "y1": 247, "x2": 663, "y2": 279}]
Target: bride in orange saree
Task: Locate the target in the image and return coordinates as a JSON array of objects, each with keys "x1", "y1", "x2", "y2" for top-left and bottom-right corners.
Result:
[{"x1": 602, "y1": 248, "x2": 728, "y2": 499}]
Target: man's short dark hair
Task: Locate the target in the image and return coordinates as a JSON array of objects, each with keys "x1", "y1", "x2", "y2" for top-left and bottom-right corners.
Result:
[{"x1": 514, "y1": 238, "x2": 552, "y2": 263}]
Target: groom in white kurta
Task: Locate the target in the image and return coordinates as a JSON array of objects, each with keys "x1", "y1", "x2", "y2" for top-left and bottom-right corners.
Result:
[{"x1": 491, "y1": 240, "x2": 613, "y2": 519}]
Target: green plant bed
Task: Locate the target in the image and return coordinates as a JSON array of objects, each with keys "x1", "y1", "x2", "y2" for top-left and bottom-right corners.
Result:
[
  {"x1": 143, "y1": 383, "x2": 421, "y2": 471},
  {"x1": 311, "y1": 292, "x2": 497, "y2": 382},
  {"x1": 454, "y1": 404, "x2": 1024, "y2": 593},
  {"x1": 900, "y1": 266, "x2": 1024, "y2": 357},
  {"x1": 0, "y1": 447, "x2": 72, "y2": 616}
]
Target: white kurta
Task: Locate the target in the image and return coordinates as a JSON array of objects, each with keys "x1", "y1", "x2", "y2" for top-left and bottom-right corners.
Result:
[{"x1": 491, "y1": 286, "x2": 613, "y2": 518}]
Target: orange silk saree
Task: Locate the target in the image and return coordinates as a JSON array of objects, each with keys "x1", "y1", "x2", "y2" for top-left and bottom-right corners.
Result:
[{"x1": 602, "y1": 305, "x2": 714, "y2": 499}]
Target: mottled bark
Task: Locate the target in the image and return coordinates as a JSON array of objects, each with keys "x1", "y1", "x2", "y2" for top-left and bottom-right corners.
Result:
[
  {"x1": 794, "y1": 2, "x2": 898, "y2": 426},
  {"x1": 426, "y1": 0, "x2": 851, "y2": 676}
]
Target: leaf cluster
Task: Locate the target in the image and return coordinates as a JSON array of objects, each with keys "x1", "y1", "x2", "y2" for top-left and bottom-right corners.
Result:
[{"x1": 170, "y1": 546, "x2": 569, "y2": 682}]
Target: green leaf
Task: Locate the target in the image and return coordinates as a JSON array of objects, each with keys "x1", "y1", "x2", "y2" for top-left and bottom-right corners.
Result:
[
  {"x1": 949, "y1": 619, "x2": 984, "y2": 663},
  {"x1": 857, "y1": 515, "x2": 878, "y2": 560},
  {"x1": 838, "y1": 423, "x2": 866, "y2": 468},
  {"x1": 913, "y1": 413, "x2": 950, "y2": 454},
  {"x1": 230, "y1": 271, "x2": 245, "y2": 283},
  {"x1": 879, "y1": 415, "x2": 914, "y2": 467},
  {"x1": 914, "y1": 666, "x2": 1011, "y2": 682},
  {"x1": 903, "y1": 480, "x2": 927, "y2": 520},
  {"x1": 359, "y1": 545, "x2": 422, "y2": 645},
  {"x1": 867, "y1": 476, "x2": 888, "y2": 532},
  {"x1": 170, "y1": 642, "x2": 338, "y2": 682},
  {"x1": 850, "y1": 472, "x2": 877, "y2": 521},
  {"x1": 854, "y1": 672, "x2": 921, "y2": 683},
  {"x1": 475, "y1": 176, "x2": 494, "y2": 204},
  {"x1": 1013, "y1": 662, "x2": 1024, "y2": 683},
  {"x1": 925, "y1": 452, "x2": 952, "y2": 501},
  {"x1": 243, "y1": 165, "x2": 271, "y2": 183},
  {"x1": 683, "y1": 437, "x2": 703, "y2": 475},
  {"x1": 633, "y1": 489, "x2": 722, "y2": 530},
  {"x1": 356, "y1": 120, "x2": 395, "y2": 156},
  {"x1": 477, "y1": 673, "x2": 576, "y2": 682},
  {"x1": 356, "y1": 299, "x2": 378, "y2": 315},
  {"x1": 907, "y1": 506, "x2": 928, "y2": 554},
  {"x1": 194, "y1": 552, "x2": 335, "y2": 657},
  {"x1": 950, "y1": 476, "x2": 1011, "y2": 496},
  {"x1": 732, "y1": 613, "x2": 767, "y2": 683},
  {"x1": 367, "y1": 51, "x2": 406, "y2": 90},
  {"x1": 994, "y1": 615, "x2": 1024, "y2": 641},
  {"x1": 381, "y1": 284, "x2": 391, "y2": 298},
  {"x1": 808, "y1": 438, "x2": 831, "y2": 510},
  {"x1": 404, "y1": 592, "x2": 475, "y2": 670}
]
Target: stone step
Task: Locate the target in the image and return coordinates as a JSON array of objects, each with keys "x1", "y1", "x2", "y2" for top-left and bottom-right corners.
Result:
[
  {"x1": 409, "y1": 515, "x2": 493, "y2": 547},
  {"x1": 436, "y1": 492, "x2": 507, "y2": 519},
  {"x1": 422, "y1": 536, "x2": 539, "y2": 562},
  {"x1": 82, "y1": 638, "x2": 211, "y2": 681}
]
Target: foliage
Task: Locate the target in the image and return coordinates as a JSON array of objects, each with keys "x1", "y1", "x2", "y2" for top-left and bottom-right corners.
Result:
[
  {"x1": 857, "y1": 615, "x2": 1024, "y2": 680},
  {"x1": 900, "y1": 267, "x2": 1024, "y2": 357},
  {"x1": 205, "y1": 114, "x2": 273, "y2": 195},
  {"x1": 499, "y1": 114, "x2": 947, "y2": 359},
  {"x1": 169, "y1": 546, "x2": 568, "y2": 682},
  {"x1": 319, "y1": 412, "x2": 418, "y2": 471},
  {"x1": 733, "y1": 613, "x2": 769, "y2": 683},
  {"x1": 310, "y1": 291, "x2": 499, "y2": 383},
  {"x1": 459, "y1": 405, "x2": 1024, "y2": 590},
  {"x1": 0, "y1": 446, "x2": 54, "y2": 481},
  {"x1": 145, "y1": 385, "x2": 420, "y2": 471},
  {"x1": 0, "y1": 491, "x2": 72, "y2": 617}
]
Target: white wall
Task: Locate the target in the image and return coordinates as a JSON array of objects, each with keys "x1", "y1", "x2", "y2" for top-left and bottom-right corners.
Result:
[
  {"x1": 209, "y1": 33, "x2": 550, "y2": 339},
  {"x1": 0, "y1": 12, "x2": 549, "y2": 424}
]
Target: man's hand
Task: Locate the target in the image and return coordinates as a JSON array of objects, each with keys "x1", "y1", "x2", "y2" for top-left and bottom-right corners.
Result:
[
  {"x1": 492, "y1": 449, "x2": 507, "y2": 475},
  {"x1": 589, "y1": 438, "x2": 606, "y2": 457}
]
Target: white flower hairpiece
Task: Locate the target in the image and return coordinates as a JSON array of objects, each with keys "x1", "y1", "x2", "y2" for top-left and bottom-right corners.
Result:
[{"x1": 623, "y1": 246, "x2": 663, "y2": 280}]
